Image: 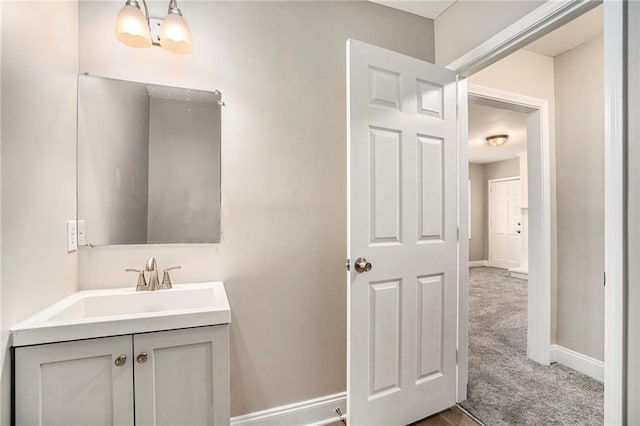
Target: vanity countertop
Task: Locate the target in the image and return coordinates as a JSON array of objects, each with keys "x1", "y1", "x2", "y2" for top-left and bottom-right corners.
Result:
[{"x1": 11, "y1": 282, "x2": 230, "y2": 347}]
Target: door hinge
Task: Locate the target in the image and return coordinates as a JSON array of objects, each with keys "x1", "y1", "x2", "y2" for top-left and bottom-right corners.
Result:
[
  {"x1": 456, "y1": 349, "x2": 459, "y2": 363},
  {"x1": 603, "y1": 271, "x2": 606, "y2": 287},
  {"x1": 457, "y1": 227, "x2": 460, "y2": 241}
]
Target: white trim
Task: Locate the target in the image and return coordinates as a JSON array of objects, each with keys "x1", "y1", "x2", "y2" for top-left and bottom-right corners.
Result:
[
  {"x1": 457, "y1": 78, "x2": 470, "y2": 403},
  {"x1": 510, "y1": 270, "x2": 529, "y2": 280},
  {"x1": 469, "y1": 84, "x2": 551, "y2": 366},
  {"x1": 230, "y1": 392, "x2": 346, "y2": 426},
  {"x1": 446, "y1": 0, "x2": 601, "y2": 76},
  {"x1": 550, "y1": 345, "x2": 604, "y2": 383},
  {"x1": 487, "y1": 176, "x2": 520, "y2": 184},
  {"x1": 604, "y1": 2, "x2": 625, "y2": 424},
  {"x1": 468, "y1": 260, "x2": 488, "y2": 268}
]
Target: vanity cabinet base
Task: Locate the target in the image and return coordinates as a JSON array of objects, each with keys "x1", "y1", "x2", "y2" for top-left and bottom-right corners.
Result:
[{"x1": 14, "y1": 325, "x2": 229, "y2": 426}]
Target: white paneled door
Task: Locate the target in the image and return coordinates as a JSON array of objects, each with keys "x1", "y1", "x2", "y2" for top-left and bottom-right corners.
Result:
[
  {"x1": 488, "y1": 178, "x2": 523, "y2": 269},
  {"x1": 347, "y1": 39, "x2": 460, "y2": 425}
]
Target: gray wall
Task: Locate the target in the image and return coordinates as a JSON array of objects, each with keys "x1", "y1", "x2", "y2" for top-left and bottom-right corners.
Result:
[
  {"x1": 469, "y1": 35, "x2": 605, "y2": 362},
  {"x1": 627, "y1": 2, "x2": 640, "y2": 419},
  {"x1": 554, "y1": 35, "x2": 604, "y2": 361},
  {"x1": 484, "y1": 157, "x2": 520, "y2": 181},
  {"x1": 147, "y1": 97, "x2": 221, "y2": 243},
  {"x1": 469, "y1": 158, "x2": 520, "y2": 261},
  {"x1": 1, "y1": 2, "x2": 78, "y2": 424},
  {"x1": 469, "y1": 164, "x2": 485, "y2": 261},
  {"x1": 435, "y1": 0, "x2": 545, "y2": 66},
  {"x1": 77, "y1": 1, "x2": 435, "y2": 417},
  {"x1": 78, "y1": 76, "x2": 150, "y2": 244}
]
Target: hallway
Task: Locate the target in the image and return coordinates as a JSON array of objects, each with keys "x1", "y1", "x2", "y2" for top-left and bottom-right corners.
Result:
[{"x1": 460, "y1": 267, "x2": 603, "y2": 425}]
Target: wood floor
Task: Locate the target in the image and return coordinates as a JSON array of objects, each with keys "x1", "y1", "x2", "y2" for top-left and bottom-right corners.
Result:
[
  {"x1": 328, "y1": 406, "x2": 480, "y2": 426},
  {"x1": 410, "y1": 406, "x2": 480, "y2": 426}
]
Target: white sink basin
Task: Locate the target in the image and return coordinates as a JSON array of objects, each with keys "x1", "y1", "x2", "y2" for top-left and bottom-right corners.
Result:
[{"x1": 11, "y1": 282, "x2": 230, "y2": 347}]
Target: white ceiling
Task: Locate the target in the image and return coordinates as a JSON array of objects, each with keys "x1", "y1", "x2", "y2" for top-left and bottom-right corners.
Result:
[
  {"x1": 468, "y1": 100, "x2": 527, "y2": 164},
  {"x1": 524, "y1": 5, "x2": 603, "y2": 57},
  {"x1": 368, "y1": 0, "x2": 456, "y2": 20}
]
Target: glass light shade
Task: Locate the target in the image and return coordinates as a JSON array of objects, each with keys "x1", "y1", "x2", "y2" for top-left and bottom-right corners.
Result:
[
  {"x1": 486, "y1": 135, "x2": 509, "y2": 146},
  {"x1": 160, "y1": 13, "x2": 193, "y2": 54},
  {"x1": 115, "y1": 4, "x2": 152, "y2": 48}
]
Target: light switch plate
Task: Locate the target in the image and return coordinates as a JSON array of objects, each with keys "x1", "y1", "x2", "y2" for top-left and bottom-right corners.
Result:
[{"x1": 67, "y1": 220, "x2": 77, "y2": 252}]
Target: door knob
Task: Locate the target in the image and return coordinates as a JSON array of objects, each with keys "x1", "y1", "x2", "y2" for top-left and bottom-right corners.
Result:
[
  {"x1": 136, "y1": 352, "x2": 148, "y2": 364},
  {"x1": 354, "y1": 257, "x2": 372, "y2": 273},
  {"x1": 114, "y1": 354, "x2": 127, "y2": 367}
]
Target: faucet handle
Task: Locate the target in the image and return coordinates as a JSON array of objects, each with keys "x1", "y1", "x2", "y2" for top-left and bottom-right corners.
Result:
[
  {"x1": 126, "y1": 268, "x2": 148, "y2": 291},
  {"x1": 160, "y1": 266, "x2": 181, "y2": 289}
]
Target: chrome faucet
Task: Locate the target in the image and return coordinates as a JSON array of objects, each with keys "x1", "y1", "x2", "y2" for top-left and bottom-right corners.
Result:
[{"x1": 126, "y1": 257, "x2": 181, "y2": 291}]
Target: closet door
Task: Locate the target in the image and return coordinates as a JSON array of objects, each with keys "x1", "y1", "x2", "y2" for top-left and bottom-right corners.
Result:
[{"x1": 489, "y1": 178, "x2": 523, "y2": 269}]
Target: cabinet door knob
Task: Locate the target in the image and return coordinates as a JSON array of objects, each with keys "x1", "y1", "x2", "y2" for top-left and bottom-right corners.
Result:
[
  {"x1": 114, "y1": 354, "x2": 127, "y2": 367},
  {"x1": 136, "y1": 352, "x2": 148, "y2": 364}
]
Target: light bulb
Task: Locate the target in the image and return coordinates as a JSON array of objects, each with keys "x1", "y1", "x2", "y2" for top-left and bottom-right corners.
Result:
[
  {"x1": 160, "y1": 13, "x2": 193, "y2": 54},
  {"x1": 115, "y1": 3, "x2": 152, "y2": 48}
]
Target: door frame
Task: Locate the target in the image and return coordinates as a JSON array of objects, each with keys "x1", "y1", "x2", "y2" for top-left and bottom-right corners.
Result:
[
  {"x1": 487, "y1": 176, "x2": 523, "y2": 269},
  {"x1": 450, "y1": 1, "x2": 624, "y2": 423},
  {"x1": 469, "y1": 85, "x2": 551, "y2": 368}
]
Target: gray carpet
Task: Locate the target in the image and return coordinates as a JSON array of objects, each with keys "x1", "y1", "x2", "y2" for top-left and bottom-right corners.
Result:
[{"x1": 459, "y1": 267, "x2": 604, "y2": 425}]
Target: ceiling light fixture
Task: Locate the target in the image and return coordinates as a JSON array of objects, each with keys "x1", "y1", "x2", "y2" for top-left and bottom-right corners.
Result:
[
  {"x1": 115, "y1": 0, "x2": 193, "y2": 54},
  {"x1": 486, "y1": 134, "x2": 509, "y2": 146}
]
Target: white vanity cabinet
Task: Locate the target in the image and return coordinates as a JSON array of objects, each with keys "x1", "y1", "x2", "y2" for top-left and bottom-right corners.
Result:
[{"x1": 14, "y1": 325, "x2": 229, "y2": 426}]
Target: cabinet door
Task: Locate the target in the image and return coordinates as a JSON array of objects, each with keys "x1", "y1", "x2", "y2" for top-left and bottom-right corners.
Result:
[
  {"x1": 15, "y1": 335, "x2": 134, "y2": 426},
  {"x1": 134, "y1": 326, "x2": 230, "y2": 426}
]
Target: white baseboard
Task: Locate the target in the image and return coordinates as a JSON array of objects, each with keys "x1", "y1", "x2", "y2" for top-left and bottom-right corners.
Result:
[
  {"x1": 510, "y1": 271, "x2": 529, "y2": 280},
  {"x1": 509, "y1": 265, "x2": 529, "y2": 280},
  {"x1": 469, "y1": 260, "x2": 489, "y2": 267},
  {"x1": 230, "y1": 392, "x2": 346, "y2": 426},
  {"x1": 550, "y1": 344, "x2": 604, "y2": 382}
]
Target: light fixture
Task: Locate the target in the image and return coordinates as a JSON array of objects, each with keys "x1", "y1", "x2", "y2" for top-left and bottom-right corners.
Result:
[
  {"x1": 160, "y1": 1, "x2": 193, "y2": 54},
  {"x1": 486, "y1": 134, "x2": 509, "y2": 146},
  {"x1": 115, "y1": 0, "x2": 151, "y2": 48},
  {"x1": 115, "y1": 0, "x2": 193, "y2": 54}
]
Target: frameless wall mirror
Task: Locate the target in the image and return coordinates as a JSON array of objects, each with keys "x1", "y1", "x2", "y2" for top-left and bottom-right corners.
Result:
[{"x1": 77, "y1": 74, "x2": 222, "y2": 245}]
